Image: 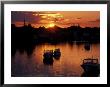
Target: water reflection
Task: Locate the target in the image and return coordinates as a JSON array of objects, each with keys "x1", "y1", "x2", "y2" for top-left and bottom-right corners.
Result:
[
  {"x1": 43, "y1": 57, "x2": 54, "y2": 65},
  {"x1": 54, "y1": 56, "x2": 60, "y2": 60},
  {"x1": 11, "y1": 42, "x2": 100, "y2": 77}
]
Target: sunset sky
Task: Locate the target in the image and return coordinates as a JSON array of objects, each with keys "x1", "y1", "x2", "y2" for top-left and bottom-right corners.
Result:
[{"x1": 11, "y1": 11, "x2": 100, "y2": 28}]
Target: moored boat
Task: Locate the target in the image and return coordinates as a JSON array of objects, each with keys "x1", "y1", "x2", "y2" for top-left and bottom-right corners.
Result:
[
  {"x1": 43, "y1": 50, "x2": 53, "y2": 59},
  {"x1": 81, "y1": 58, "x2": 100, "y2": 77},
  {"x1": 53, "y1": 48, "x2": 61, "y2": 58},
  {"x1": 43, "y1": 48, "x2": 61, "y2": 60}
]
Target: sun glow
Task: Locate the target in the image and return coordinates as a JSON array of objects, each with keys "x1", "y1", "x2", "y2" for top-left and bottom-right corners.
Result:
[{"x1": 48, "y1": 23, "x2": 55, "y2": 28}]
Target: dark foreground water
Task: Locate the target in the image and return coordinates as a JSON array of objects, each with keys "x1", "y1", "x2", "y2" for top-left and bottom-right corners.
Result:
[{"x1": 11, "y1": 43, "x2": 100, "y2": 77}]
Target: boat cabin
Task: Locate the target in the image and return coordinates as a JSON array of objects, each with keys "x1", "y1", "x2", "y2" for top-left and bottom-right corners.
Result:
[{"x1": 82, "y1": 58, "x2": 98, "y2": 64}]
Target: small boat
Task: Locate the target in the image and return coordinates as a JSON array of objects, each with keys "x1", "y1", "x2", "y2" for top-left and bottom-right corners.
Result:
[
  {"x1": 43, "y1": 48, "x2": 61, "y2": 60},
  {"x1": 43, "y1": 50, "x2": 53, "y2": 59},
  {"x1": 81, "y1": 58, "x2": 100, "y2": 77},
  {"x1": 53, "y1": 48, "x2": 61, "y2": 58},
  {"x1": 84, "y1": 43, "x2": 90, "y2": 51}
]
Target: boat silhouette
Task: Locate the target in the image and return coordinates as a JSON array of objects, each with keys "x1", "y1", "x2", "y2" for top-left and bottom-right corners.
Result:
[
  {"x1": 43, "y1": 50, "x2": 53, "y2": 59},
  {"x1": 43, "y1": 48, "x2": 61, "y2": 58},
  {"x1": 81, "y1": 58, "x2": 100, "y2": 77},
  {"x1": 53, "y1": 48, "x2": 61, "y2": 58}
]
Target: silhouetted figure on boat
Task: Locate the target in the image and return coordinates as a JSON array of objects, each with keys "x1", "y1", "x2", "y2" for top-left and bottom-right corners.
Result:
[{"x1": 81, "y1": 58, "x2": 100, "y2": 77}]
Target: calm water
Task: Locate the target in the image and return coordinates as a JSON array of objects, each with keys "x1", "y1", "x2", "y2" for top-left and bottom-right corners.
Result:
[{"x1": 11, "y1": 43, "x2": 100, "y2": 77}]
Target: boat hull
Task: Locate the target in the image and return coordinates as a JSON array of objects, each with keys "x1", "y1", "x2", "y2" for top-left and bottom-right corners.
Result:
[{"x1": 81, "y1": 64, "x2": 100, "y2": 77}]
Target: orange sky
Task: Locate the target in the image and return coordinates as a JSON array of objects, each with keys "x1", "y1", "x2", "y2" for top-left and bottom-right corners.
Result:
[{"x1": 12, "y1": 11, "x2": 100, "y2": 28}]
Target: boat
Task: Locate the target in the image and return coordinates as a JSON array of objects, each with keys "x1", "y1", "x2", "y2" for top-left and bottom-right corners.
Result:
[
  {"x1": 43, "y1": 48, "x2": 61, "y2": 60},
  {"x1": 43, "y1": 50, "x2": 53, "y2": 59},
  {"x1": 53, "y1": 48, "x2": 61, "y2": 58},
  {"x1": 81, "y1": 58, "x2": 100, "y2": 77}
]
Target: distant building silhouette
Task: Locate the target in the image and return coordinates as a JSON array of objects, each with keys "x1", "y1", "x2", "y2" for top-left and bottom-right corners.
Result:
[
  {"x1": 23, "y1": 17, "x2": 33, "y2": 28},
  {"x1": 23, "y1": 17, "x2": 26, "y2": 27}
]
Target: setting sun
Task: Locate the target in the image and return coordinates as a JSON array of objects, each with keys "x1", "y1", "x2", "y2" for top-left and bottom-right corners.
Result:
[{"x1": 48, "y1": 23, "x2": 55, "y2": 28}]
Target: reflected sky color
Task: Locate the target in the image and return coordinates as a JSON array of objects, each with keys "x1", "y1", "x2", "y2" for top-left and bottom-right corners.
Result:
[{"x1": 11, "y1": 43, "x2": 100, "y2": 77}]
